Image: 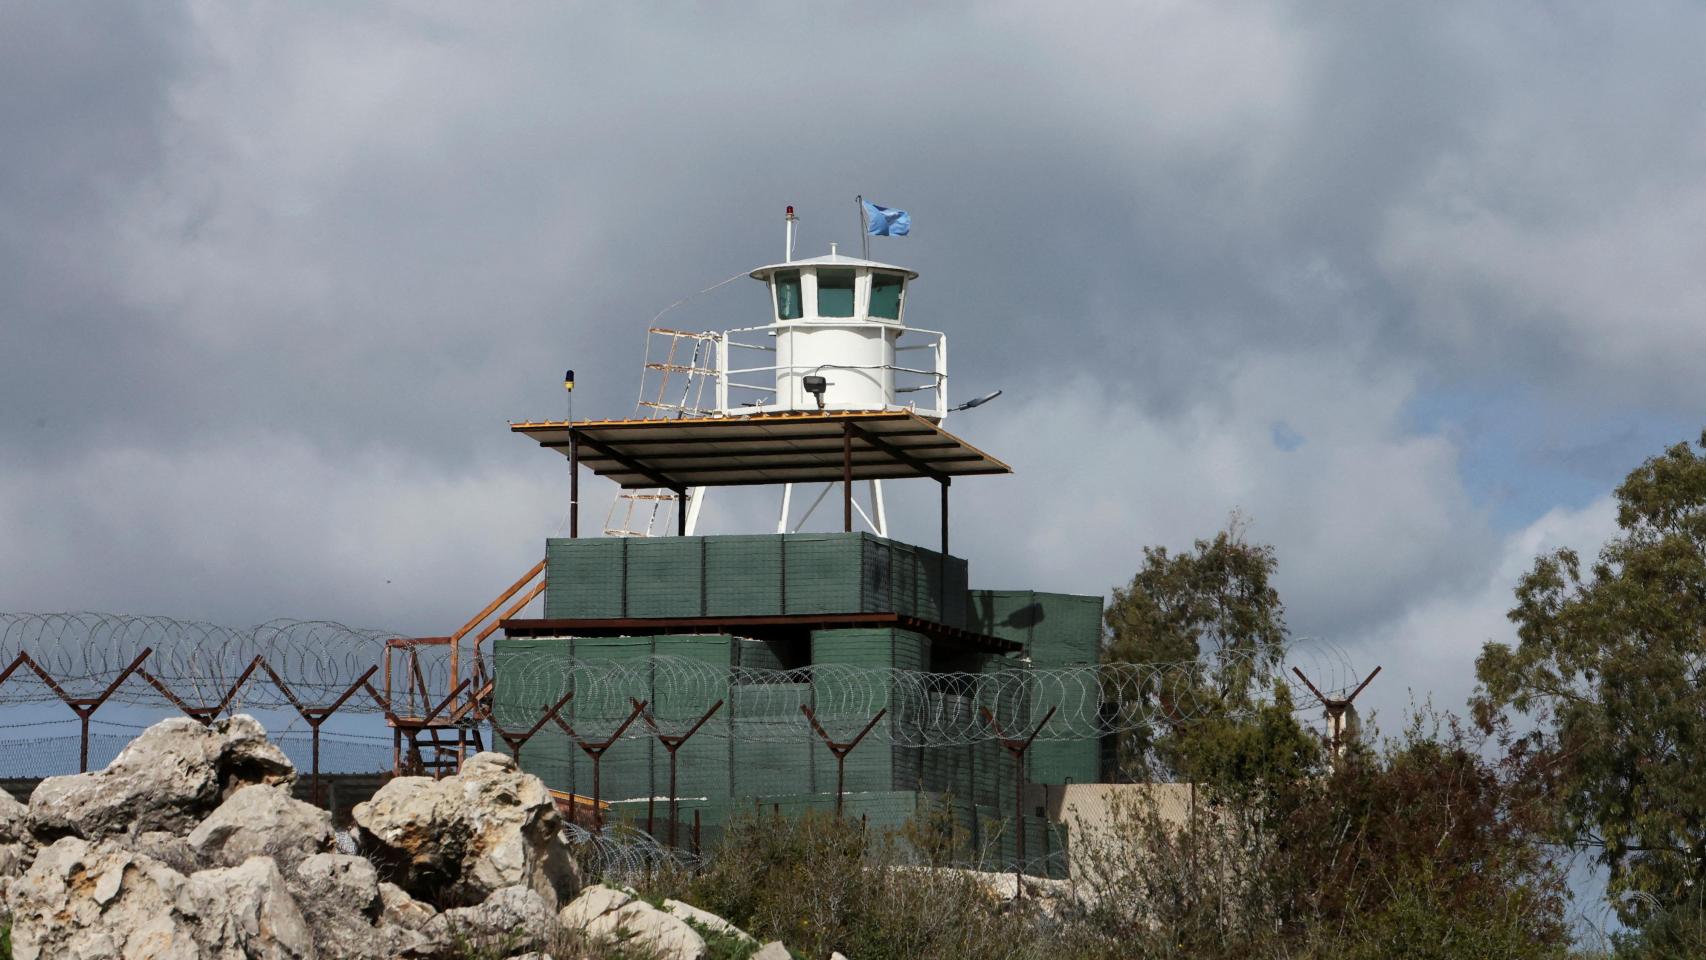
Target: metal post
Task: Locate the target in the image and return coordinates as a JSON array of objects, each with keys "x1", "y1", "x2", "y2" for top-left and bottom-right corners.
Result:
[
  {"x1": 940, "y1": 477, "x2": 950, "y2": 608},
  {"x1": 980, "y1": 704, "x2": 1057, "y2": 897},
  {"x1": 676, "y1": 487, "x2": 688, "y2": 537},
  {"x1": 553, "y1": 698, "x2": 649, "y2": 832},
  {"x1": 592, "y1": 754, "x2": 603, "y2": 828},
  {"x1": 941, "y1": 477, "x2": 955, "y2": 559},
  {"x1": 802, "y1": 705, "x2": 886, "y2": 818},
  {"x1": 569, "y1": 433, "x2": 580, "y2": 539},
  {"x1": 667, "y1": 750, "x2": 679, "y2": 847},
  {"x1": 633, "y1": 698, "x2": 724, "y2": 849},
  {"x1": 843, "y1": 423, "x2": 853, "y2": 533}
]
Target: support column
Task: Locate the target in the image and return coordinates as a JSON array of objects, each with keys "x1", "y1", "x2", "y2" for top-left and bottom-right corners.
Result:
[
  {"x1": 676, "y1": 488, "x2": 688, "y2": 536},
  {"x1": 842, "y1": 423, "x2": 853, "y2": 533},
  {"x1": 940, "y1": 477, "x2": 951, "y2": 554},
  {"x1": 569, "y1": 433, "x2": 580, "y2": 539},
  {"x1": 940, "y1": 477, "x2": 951, "y2": 608}
]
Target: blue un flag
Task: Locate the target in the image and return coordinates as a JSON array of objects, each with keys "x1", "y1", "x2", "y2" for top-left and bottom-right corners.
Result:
[{"x1": 862, "y1": 199, "x2": 910, "y2": 237}]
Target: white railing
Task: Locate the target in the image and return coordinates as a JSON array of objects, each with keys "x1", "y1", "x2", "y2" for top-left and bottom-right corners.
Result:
[{"x1": 715, "y1": 323, "x2": 949, "y2": 420}]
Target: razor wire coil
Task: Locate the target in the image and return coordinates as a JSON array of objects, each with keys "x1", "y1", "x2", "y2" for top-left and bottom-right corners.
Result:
[{"x1": 0, "y1": 613, "x2": 1365, "y2": 747}]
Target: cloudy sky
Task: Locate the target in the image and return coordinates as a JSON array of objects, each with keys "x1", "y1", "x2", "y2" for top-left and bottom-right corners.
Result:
[{"x1": 4, "y1": 1, "x2": 1703, "y2": 728}]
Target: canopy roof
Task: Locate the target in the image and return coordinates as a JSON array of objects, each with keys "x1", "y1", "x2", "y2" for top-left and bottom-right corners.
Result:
[{"x1": 510, "y1": 410, "x2": 1010, "y2": 490}]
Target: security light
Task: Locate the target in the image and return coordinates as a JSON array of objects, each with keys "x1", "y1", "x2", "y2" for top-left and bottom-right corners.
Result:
[
  {"x1": 951, "y1": 389, "x2": 1002, "y2": 413},
  {"x1": 802, "y1": 375, "x2": 828, "y2": 410}
]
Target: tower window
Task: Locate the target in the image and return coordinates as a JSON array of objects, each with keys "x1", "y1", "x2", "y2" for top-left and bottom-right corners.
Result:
[
  {"x1": 870, "y1": 272, "x2": 904, "y2": 320},
  {"x1": 774, "y1": 270, "x2": 803, "y2": 320},
  {"x1": 817, "y1": 269, "x2": 855, "y2": 317}
]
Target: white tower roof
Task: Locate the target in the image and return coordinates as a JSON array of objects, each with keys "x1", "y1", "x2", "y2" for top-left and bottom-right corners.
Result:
[{"x1": 749, "y1": 253, "x2": 919, "y2": 282}]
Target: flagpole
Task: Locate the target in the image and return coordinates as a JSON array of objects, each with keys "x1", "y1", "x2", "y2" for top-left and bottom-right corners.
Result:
[{"x1": 857, "y1": 195, "x2": 869, "y2": 259}]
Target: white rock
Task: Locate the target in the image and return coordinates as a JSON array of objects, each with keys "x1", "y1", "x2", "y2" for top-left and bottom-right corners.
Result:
[
  {"x1": 352, "y1": 751, "x2": 581, "y2": 909},
  {"x1": 558, "y1": 882, "x2": 634, "y2": 927},
  {"x1": 378, "y1": 880, "x2": 439, "y2": 930},
  {"x1": 189, "y1": 784, "x2": 335, "y2": 871},
  {"x1": 664, "y1": 897, "x2": 757, "y2": 944},
  {"x1": 753, "y1": 941, "x2": 791, "y2": 960},
  {"x1": 7, "y1": 838, "x2": 316, "y2": 960},
  {"x1": 28, "y1": 715, "x2": 294, "y2": 842},
  {"x1": 428, "y1": 884, "x2": 553, "y2": 953},
  {"x1": 181, "y1": 856, "x2": 317, "y2": 959},
  {"x1": 6, "y1": 836, "x2": 196, "y2": 960},
  {"x1": 590, "y1": 901, "x2": 706, "y2": 960}
]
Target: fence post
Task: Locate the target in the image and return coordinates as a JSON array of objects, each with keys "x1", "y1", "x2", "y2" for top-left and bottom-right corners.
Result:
[
  {"x1": 979, "y1": 704, "x2": 1057, "y2": 898},
  {"x1": 633, "y1": 697, "x2": 723, "y2": 850},
  {"x1": 800, "y1": 705, "x2": 887, "y2": 817},
  {"x1": 553, "y1": 698, "x2": 648, "y2": 831}
]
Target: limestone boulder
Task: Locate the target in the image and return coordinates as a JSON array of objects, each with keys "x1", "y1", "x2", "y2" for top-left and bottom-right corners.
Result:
[
  {"x1": 189, "y1": 784, "x2": 334, "y2": 871},
  {"x1": 426, "y1": 884, "x2": 553, "y2": 954},
  {"x1": 378, "y1": 880, "x2": 439, "y2": 931},
  {"x1": 27, "y1": 715, "x2": 294, "y2": 842},
  {"x1": 352, "y1": 751, "x2": 580, "y2": 909},
  {"x1": 6, "y1": 836, "x2": 197, "y2": 960},
  {"x1": 8, "y1": 837, "x2": 320, "y2": 960},
  {"x1": 180, "y1": 856, "x2": 317, "y2": 959},
  {"x1": 560, "y1": 884, "x2": 706, "y2": 960},
  {"x1": 557, "y1": 882, "x2": 633, "y2": 928},
  {"x1": 664, "y1": 897, "x2": 757, "y2": 945},
  {"x1": 752, "y1": 942, "x2": 791, "y2": 960},
  {"x1": 288, "y1": 853, "x2": 441, "y2": 960},
  {"x1": 0, "y1": 788, "x2": 35, "y2": 894}
]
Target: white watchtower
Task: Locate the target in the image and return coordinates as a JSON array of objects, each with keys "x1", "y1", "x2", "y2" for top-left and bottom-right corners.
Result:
[
  {"x1": 556, "y1": 205, "x2": 968, "y2": 540},
  {"x1": 743, "y1": 248, "x2": 926, "y2": 417}
]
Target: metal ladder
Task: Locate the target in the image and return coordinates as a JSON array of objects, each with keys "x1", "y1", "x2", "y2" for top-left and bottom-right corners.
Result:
[{"x1": 603, "y1": 327, "x2": 722, "y2": 537}]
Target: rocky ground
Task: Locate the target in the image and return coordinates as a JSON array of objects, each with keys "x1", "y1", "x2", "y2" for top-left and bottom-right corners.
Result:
[{"x1": 0, "y1": 715, "x2": 817, "y2": 960}]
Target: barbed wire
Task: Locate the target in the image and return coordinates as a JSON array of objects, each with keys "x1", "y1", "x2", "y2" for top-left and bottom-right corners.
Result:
[{"x1": 0, "y1": 613, "x2": 1369, "y2": 747}]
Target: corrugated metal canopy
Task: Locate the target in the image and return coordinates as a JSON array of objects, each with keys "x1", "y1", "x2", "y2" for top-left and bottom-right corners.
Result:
[{"x1": 510, "y1": 410, "x2": 1010, "y2": 489}]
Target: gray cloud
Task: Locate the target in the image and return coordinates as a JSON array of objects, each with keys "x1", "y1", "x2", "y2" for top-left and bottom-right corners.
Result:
[{"x1": 2, "y1": 2, "x2": 1702, "y2": 722}]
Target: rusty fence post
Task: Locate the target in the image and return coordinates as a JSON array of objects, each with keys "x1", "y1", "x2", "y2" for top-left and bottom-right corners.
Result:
[
  {"x1": 138, "y1": 655, "x2": 263, "y2": 727},
  {"x1": 490, "y1": 689, "x2": 576, "y2": 767},
  {"x1": 633, "y1": 697, "x2": 723, "y2": 850},
  {"x1": 552, "y1": 698, "x2": 649, "y2": 831},
  {"x1": 980, "y1": 704, "x2": 1057, "y2": 898},
  {"x1": 800, "y1": 705, "x2": 887, "y2": 818},
  {"x1": 0, "y1": 649, "x2": 152, "y2": 773}
]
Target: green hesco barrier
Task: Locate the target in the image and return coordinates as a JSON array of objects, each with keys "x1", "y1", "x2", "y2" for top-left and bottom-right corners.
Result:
[
  {"x1": 545, "y1": 539, "x2": 625, "y2": 618},
  {"x1": 491, "y1": 637, "x2": 580, "y2": 792},
  {"x1": 546, "y1": 533, "x2": 972, "y2": 624},
  {"x1": 651, "y1": 635, "x2": 734, "y2": 800},
  {"x1": 705, "y1": 535, "x2": 784, "y2": 616},
  {"x1": 810, "y1": 628, "x2": 930, "y2": 794},
  {"x1": 625, "y1": 539, "x2": 705, "y2": 618},
  {"x1": 965, "y1": 590, "x2": 1103, "y2": 663},
  {"x1": 565, "y1": 636, "x2": 659, "y2": 802},
  {"x1": 730, "y1": 681, "x2": 815, "y2": 797},
  {"x1": 907, "y1": 542, "x2": 969, "y2": 627},
  {"x1": 781, "y1": 534, "x2": 872, "y2": 614}
]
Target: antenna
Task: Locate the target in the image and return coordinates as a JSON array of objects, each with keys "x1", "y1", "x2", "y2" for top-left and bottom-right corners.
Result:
[
  {"x1": 785, "y1": 205, "x2": 797, "y2": 263},
  {"x1": 1292, "y1": 665, "x2": 1380, "y2": 759}
]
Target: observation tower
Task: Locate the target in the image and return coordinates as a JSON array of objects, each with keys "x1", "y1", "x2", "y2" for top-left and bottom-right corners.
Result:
[
  {"x1": 510, "y1": 205, "x2": 1000, "y2": 544},
  {"x1": 494, "y1": 206, "x2": 1103, "y2": 874}
]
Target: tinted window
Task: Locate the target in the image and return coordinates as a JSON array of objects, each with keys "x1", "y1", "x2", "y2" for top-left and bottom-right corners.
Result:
[
  {"x1": 774, "y1": 270, "x2": 802, "y2": 320},
  {"x1": 870, "y1": 273, "x2": 904, "y2": 320},
  {"x1": 817, "y1": 269, "x2": 855, "y2": 317}
]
